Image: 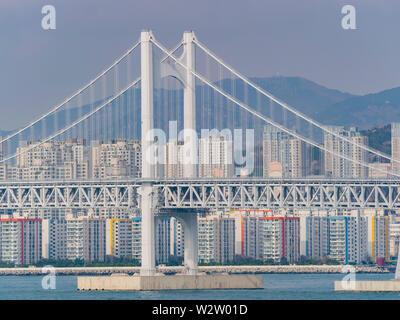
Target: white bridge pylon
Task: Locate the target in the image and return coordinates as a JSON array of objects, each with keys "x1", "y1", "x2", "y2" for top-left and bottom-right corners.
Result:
[{"x1": 140, "y1": 30, "x2": 199, "y2": 276}]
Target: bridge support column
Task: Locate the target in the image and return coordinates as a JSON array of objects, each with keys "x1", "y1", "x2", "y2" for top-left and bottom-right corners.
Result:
[
  {"x1": 140, "y1": 30, "x2": 156, "y2": 276},
  {"x1": 140, "y1": 184, "x2": 155, "y2": 276},
  {"x1": 181, "y1": 213, "x2": 199, "y2": 275},
  {"x1": 183, "y1": 31, "x2": 197, "y2": 178},
  {"x1": 180, "y1": 31, "x2": 198, "y2": 275}
]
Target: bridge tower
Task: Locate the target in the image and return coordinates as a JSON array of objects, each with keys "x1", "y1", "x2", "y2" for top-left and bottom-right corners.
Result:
[
  {"x1": 181, "y1": 30, "x2": 199, "y2": 275},
  {"x1": 140, "y1": 30, "x2": 199, "y2": 276},
  {"x1": 140, "y1": 30, "x2": 156, "y2": 276}
]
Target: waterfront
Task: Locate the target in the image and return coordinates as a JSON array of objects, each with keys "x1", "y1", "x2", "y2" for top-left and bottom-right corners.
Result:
[
  {"x1": 1, "y1": 273, "x2": 400, "y2": 300},
  {"x1": 0, "y1": 265, "x2": 389, "y2": 276}
]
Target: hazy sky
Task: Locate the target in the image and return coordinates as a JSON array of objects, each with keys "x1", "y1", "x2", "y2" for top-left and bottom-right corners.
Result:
[{"x1": 1, "y1": 0, "x2": 400, "y2": 130}]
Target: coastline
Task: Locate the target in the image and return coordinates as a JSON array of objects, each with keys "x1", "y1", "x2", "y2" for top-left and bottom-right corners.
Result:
[{"x1": 0, "y1": 265, "x2": 391, "y2": 276}]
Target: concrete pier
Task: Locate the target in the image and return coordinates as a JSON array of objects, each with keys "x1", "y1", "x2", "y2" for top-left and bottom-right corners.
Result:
[
  {"x1": 77, "y1": 274, "x2": 264, "y2": 291},
  {"x1": 334, "y1": 280, "x2": 400, "y2": 292}
]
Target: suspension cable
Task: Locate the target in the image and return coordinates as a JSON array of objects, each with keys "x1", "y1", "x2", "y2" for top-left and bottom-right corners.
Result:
[
  {"x1": 151, "y1": 38, "x2": 400, "y2": 178},
  {"x1": 194, "y1": 39, "x2": 399, "y2": 166},
  {"x1": 0, "y1": 78, "x2": 141, "y2": 165},
  {"x1": 0, "y1": 40, "x2": 141, "y2": 146}
]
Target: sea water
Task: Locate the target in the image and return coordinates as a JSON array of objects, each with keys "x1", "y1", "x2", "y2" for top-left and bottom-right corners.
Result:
[{"x1": 0, "y1": 273, "x2": 399, "y2": 300}]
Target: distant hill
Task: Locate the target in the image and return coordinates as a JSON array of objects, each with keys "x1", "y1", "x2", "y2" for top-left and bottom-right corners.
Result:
[
  {"x1": 250, "y1": 76, "x2": 355, "y2": 118},
  {"x1": 316, "y1": 87, "x2": 400, "y2": 129},
  {"x1": 360, "y1": 124, "x2": 391, "y2": 157}
]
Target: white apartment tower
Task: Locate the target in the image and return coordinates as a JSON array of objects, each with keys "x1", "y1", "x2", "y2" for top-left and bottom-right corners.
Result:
[
  {"x1": 323, "y1": 126, "x2": 368, "y2": 178},
  {"x1": 263, "y1": 125, "x2": 307, "y2": 178},
  {"x1": 42, "y1": 219, "x2": 67, "y2": 260},
  {"x1": 66, "y1": 217, "x2": 106, "y2": 262},
  {"x1": 198, "y1": 133, "x2": 234, "y2": 178}
]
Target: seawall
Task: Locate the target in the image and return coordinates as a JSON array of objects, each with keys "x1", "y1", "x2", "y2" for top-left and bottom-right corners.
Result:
[{"x1": 0, "y1": 265, "x2": 390, "y2": 276}]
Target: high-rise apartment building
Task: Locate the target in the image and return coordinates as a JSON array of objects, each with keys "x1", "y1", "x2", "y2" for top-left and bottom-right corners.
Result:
[
  {"x1": 262, "y1": 125, "x2": 307, "y2": 178},
  {"x1": 131, "y1": 217, "x2": 142, "y2": 262},
  {"x1": 166, "y1": 140, "x2": 185, "y2": 178},
  {"x1": 66, "y1": 217, "x2": 106, "y2": 262},
  {"x1": 198, "y1": 133, "x2": 234, "y2": 178},
  {"x1": 91, "y1": 139, "x2": 141, "y2": 179},
  {"x1": 327, "y1": 214, "x2": 367, "y2": 264},
  {"x1": 198, "y1": 213, "x2": 235, "y2": 263},
  {"x1": 106, "y1": 219, "x2": 134, "y2": 259},
  {"x1": 262, "y1": 216, "x2": 300, "y2": 263},
  {"x1": 42, "y1": 219, "x2": 67, "y2": 260},
  {"x1": 365, "y1": 210, "x2": 390, "y2": 264},
  {"x1": 0, "y1": 218, "x2": 42, "y2": 265},
  {"x1": 232, "y1": 210, "x2": 266, "y2": 260},
  {"x1": 301, "y1": 216, "x2": 329, "y2": 260},
  {"x1": 323, "y1": 126, "x2": 368, "y2": 178},
  {"x1": 170, "y1": 216, "x2": 184, "y2": 257},
  {"x1": 155, "y1": 217, "x2": 172, "y2": 264}
]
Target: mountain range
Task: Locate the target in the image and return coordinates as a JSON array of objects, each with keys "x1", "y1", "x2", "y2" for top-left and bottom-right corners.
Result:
[
  {"x1": 249, "y1": 77, "x2": 400, "y2": 130},
  {"x1": 2, "y1": 76, "x2": 399, "y2": 148}
]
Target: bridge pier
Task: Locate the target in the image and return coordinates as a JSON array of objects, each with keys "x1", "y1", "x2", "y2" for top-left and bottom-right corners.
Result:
[
  {"x1": 180, "y1": 213, "x2": 199, "y2": 275},
  {"x1": 140, "y1": 184, "x2": 156, "y2": 276},
  {"x1": 159, "y1": 209, "x2": 199, "y2": 275}
]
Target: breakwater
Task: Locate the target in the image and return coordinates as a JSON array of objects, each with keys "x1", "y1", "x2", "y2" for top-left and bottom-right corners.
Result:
[{"x1": 0, "y1": 265, "x2": 390, "y2": 276}]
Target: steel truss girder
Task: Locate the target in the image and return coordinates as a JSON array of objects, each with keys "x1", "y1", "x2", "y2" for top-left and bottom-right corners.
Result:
[
  {"x1": 0, "y1": 179, "x2": 399, "y2": 210},
  {"x1": 156, "y1": 179, "x2": 400, "y2": 210},
  {"x1": 0, "y1": 182, "x2": 139, "y2": 209}
]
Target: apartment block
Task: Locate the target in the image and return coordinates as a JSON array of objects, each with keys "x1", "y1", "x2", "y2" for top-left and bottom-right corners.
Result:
[
  {"x1": 0, "y1": 218, "x2": 42, "y2": 265},
  {"x1": 323, "y1": 126, "x2": 368, "y2": 178},
  {"x1": 166, "y1": 140, "x2": 185, "y2": 178},
  {"x1": 262, "y1": 125, "x2": 307, "y2": 178},
  {"x1": 170, "y1": 216, "x2": 184, "y2": 257},
  {"x1": 42, "y1": 219, "x2": 67, "y2": 260},
  {"x1": 198, "y1": 213, "x2": 235, "y2": 264},
  {"x1": 302, "y1": 216, "x2": 329, "y2": 260},
  {"x1": 155, "y1": 217, "x2": 171, "y2": 264},
  {"x1": 91, "y1": 139, "x2": 141, "y2": 179},
  {"x1": 327, "y1": 214, "x2": 367, "y2": 264},
  {"x1": 232, "y1": 210, "x2": 267, "y2": 260},
  {"x1": 131, "y1": 217, "x2": 142, "y2": 261},
  {"x1": 66, "y1": 217, "x2": 106, "y2": 262},
  {"x1": 198, "y1": 133, "x2": 234, "y2": 178},
  {"x1": 262, "y1": 217, "x2": 300, "y2": 263},
  {"x1": 10, "y1": 139, "x2": 89, "y2": 181},
  {"x1": 106, "y1": 219, "x2": 133, "y2": 259},
  {"x1": 365, "y1": 211, "x2": 390, "y2": 264}
]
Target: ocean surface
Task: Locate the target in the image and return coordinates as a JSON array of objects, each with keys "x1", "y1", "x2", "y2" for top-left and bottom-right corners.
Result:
[{"x1": 0, "y1": 273, "x2": 399, "y2": 300}]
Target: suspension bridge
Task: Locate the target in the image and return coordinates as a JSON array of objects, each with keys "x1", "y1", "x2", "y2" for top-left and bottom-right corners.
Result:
[{"x1": 1, "y1": 30, "x2": 399, "y2": 276}]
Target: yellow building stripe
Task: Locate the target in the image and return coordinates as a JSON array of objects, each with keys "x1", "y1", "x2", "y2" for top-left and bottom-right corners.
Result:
[{"x1": 110, "y1": 219, "x2": 117, "y2": 256}]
